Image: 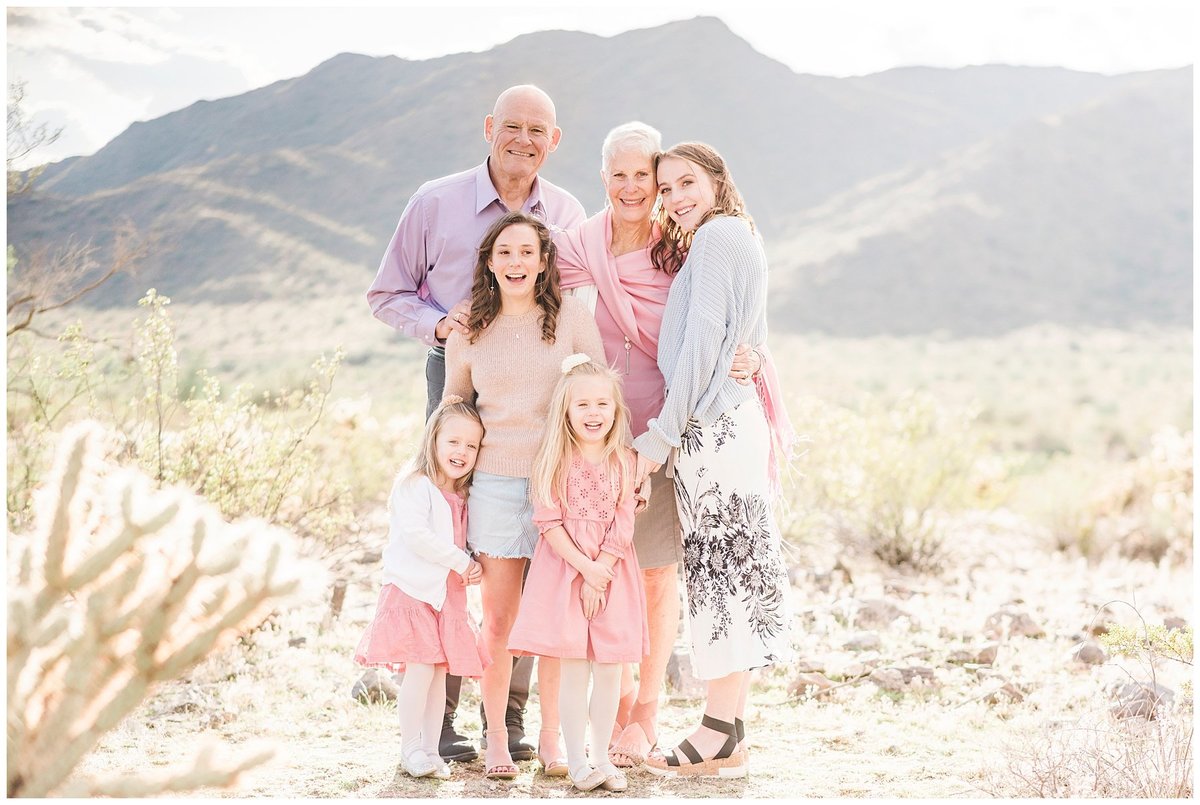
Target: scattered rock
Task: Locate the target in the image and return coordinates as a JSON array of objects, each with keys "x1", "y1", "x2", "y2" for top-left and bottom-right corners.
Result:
[
  {"x1": 789, "y1": 672, "x2": 836, "y2": 696},
  {"x1": 946, "y1": 650, "x2": 976, "y2": 665},
  {"x1": 853, "y1": 598, "x2": 905, "y2": 629},
  {"x1": 975, "y1": 643, "x2": 999, "y2": 665},
  {"x1": 288, "y1": 636, "x2": 307, "y2": 648},
  {"x1": 351, "y1": 669, "x2": 400, "y2": 704},
  {"x1": 842, "y1": 662, "x2": 874, "y2": 679},
  {"x1": 844, "y1": 632, "x2": 882, "y2": 652},
  {"x1": 985, "y1": 682, "x2": 1025, "y2": 705},
  {"x1": 356, "y1": 550, "x2": 383, "y2": 564},
  {"x1": 869, "y1": 668, "x2": 907, "y2": 693},
  {"x1": 1164, "y1": 615, "x2": 1188, "y2": 631},
  {"x1": 1073, "y1": 640, "x2": 1107, "y2": 666},
  {"x1": 206, "y1": 710, "x2": 237, "y2": 729},
  {"x1": 883, "y1": 580, "x2": 922, "y2": 600},
  {"x1": 1085, "y1": 612, "x2": 1115, "y2": 636},
  {"x1": 897, "y1": 666, "x2": 936, "y2": 685},
  {"x1": 983, "y1": 609, "x2": 1045, "y2": 640},
  {"x1": 1110, "y1": 681, "x2": 1174, "y2": 719},
  {"x1": 795, "y1": 658, "x2": 826, "y2": 674},
  {"x1": 666, "y1": 649, "x2": 706, "y2": 698}
]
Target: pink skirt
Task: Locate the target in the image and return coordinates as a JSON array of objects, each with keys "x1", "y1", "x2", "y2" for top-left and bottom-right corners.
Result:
[{"x1": 355, "y1": 583, "x2": 489, "y2": 678}]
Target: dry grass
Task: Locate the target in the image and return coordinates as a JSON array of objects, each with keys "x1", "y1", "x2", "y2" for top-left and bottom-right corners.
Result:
[{"x1": 68, "y1": 506, "x2": 1191, "y2": 798}]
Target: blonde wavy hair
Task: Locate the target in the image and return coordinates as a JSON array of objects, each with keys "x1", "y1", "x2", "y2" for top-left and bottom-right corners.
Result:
[
  {"x1": 651, "y1": 141, "x2": 755, "y2": 276},
  {"x1": 406, "y1": 397, "x2": 485, "y2": 496},
  {"x1": 530, "y1": 360, "x2": 633, "y2": 512}
]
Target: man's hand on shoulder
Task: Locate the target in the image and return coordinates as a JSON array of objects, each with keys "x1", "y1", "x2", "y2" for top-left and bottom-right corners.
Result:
[{"x1": 435, "y1": 300, "x2": 473, "y2": 342}]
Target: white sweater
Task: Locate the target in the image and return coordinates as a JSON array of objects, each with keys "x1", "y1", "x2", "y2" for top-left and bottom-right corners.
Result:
[{"x1": 381, "y1": 474, "x2": 472, "y2": 610}]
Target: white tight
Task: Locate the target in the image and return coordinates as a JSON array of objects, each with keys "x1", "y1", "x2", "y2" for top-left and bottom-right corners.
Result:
[
  {"x1": 396, "y1": 663, "x2": 447, "y2": 762},
  {"x1": 558, "y1": 659, "x2": 622, "y2": 777}
]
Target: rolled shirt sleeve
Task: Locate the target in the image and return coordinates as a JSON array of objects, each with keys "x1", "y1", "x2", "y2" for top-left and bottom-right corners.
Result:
[{"x1": 367, "y1": 194, "x2": 448, "y2": 347}]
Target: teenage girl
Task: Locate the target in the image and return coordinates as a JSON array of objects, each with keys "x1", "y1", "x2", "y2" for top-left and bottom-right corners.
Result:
[
  {"x1": 509, "y1": 356, "x2": 649, "y2": 792},
  {"x1": 355, "y1": 396, "x2": 489, "y2": 779},
  {"x1": 443, "y1": 210, "x2": 606, "y2": 779}
]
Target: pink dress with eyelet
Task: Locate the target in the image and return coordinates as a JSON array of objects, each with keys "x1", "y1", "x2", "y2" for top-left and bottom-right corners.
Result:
[
  {"x1": 354, "y1": 490, "x2": 490, "y2": 677},
  {"x1": 507, "y1": 450, "x2": 649, "y2": 663}
]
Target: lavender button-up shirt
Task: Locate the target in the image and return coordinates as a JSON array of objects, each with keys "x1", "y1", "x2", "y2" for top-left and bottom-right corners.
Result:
[{"x1": 367, "y1": 159, "x2": 585, "y2": 346}]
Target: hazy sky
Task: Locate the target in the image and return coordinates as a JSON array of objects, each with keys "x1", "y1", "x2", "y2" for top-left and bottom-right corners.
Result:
[{"x1": 6, "y1": 1, "x2": 1196, "y2": 166}]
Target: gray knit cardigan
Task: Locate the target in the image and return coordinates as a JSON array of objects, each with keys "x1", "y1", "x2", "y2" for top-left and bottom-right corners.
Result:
[{"x1": 633, "y1": 215, "x2": 767, "y2": 464}]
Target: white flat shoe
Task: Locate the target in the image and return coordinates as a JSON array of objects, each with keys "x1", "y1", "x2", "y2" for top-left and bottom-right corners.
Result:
[
  {"x1": 569, "y1": 765, "x2": 608, "y2": 792},
  {"x1": 402, "y1": 749, "x2": 438, "y2": 778}
]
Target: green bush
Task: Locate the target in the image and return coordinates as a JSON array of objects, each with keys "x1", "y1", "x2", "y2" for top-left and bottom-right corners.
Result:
[
  {"x1": 7, "y1": 290, "x2": 355, "y2": 555},
  {"x1": 1054, "y1": 427, "x2": 1192, "y2": 564},
  {"x1": 787, "y1": 391, "x2": 1005, "y2": 572}
]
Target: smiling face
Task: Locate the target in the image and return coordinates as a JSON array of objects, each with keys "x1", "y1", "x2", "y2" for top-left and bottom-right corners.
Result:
[
  {"x1": 656, "y1": 156, "x2": 718, "y2": 233},
  {"x1": 434, "y1": 414, "x2": 483, "y2": 485},
  {"x1": 566, "y1": 375, "x2": 617, "y2": 448},
  {"x1": 484, "y1": 87, "x2": 562, "y2": 184},
  {"x1": 487, "y1": 222, "x2": 546, "y2": 306},
  {"x1": 603, "y1": 147, "x2": 656, "y2": 228}
]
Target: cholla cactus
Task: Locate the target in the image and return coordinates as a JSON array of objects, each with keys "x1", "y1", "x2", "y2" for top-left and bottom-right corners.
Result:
[{"x1": 7, "y1": 421, "x2": 316, "y2": 797}]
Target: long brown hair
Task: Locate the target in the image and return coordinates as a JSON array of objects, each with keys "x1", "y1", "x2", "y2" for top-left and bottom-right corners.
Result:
[
  {"x1": 530, "y1": 359, "x2": 633, "y2": 512},
  {"x1": 650, "y1": 142, "x2": 755, "y2": 275},
  {"x1": 466, "y1": 211, "x2": 561, "y2": 344}
]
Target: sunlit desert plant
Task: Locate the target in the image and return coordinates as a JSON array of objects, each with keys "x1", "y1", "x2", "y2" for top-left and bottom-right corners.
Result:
[
  {"x1": 788, "y1": 391, "x2": 1004, "y2": 571},
  {"x1": 7, "y1": 422, "x2": 320, "y2": 797}
]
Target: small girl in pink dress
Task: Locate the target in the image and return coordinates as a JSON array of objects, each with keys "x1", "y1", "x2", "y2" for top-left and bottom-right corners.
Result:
[
  {"x1": 509, "y1": 356, "x2": 649, "y2": 792},
  {"x1": 355, "y1": 396, "x2": 491, "y2": 780}
]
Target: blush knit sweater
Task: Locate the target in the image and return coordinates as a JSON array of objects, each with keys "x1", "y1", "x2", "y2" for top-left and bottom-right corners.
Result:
[
  {"x1": 444, "y1": 295, "x2": 605, "y2": 478},
  {"x1": 633, "y1": 216, "x2": 768, "y2": 465}
]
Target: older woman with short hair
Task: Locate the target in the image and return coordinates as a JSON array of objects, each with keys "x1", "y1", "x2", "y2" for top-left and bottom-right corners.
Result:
[{"x1": 554, "y1": 122, "x2": 767, "y2": 769}]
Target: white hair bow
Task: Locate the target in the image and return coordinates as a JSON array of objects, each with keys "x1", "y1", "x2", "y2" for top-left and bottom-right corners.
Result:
[{"x1": 561, "y1": 353, "x2": 591, "y2": 374}]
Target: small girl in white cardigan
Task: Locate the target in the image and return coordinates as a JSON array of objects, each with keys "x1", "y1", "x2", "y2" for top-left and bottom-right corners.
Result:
[{"x1": 355, "y1": 396, "x2": 490, "y2": 779}]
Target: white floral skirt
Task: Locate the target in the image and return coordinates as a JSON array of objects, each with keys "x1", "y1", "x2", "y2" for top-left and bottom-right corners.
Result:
[{"x1": 672, "y1": 400, "x2": 792, "y2": 680}]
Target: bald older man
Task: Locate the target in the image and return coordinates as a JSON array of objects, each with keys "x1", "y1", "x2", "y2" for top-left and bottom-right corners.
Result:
[{"x1": 367, "y1": 85, "x2": 584, "y2": 765}]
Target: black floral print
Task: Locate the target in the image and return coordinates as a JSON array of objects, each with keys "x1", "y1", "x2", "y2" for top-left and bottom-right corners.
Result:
[
  {"x1": 712, "y1": 411, "x2": 736, "y2": 452},
  {"x1": 680, "y1": 417, "x2": 704, "y2": 457},
  {"x1": 675, "y1": 477, "x2": 788, "y2": 646}
]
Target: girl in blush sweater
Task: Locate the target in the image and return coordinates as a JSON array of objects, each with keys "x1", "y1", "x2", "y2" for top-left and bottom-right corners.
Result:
[{"x1": 443, "y1": 210, "x2": 605, "y2": 779}]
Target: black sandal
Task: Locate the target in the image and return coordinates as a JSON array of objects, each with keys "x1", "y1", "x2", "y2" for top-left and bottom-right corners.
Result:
[{"x1": 644, "y1": 715, "x2": 747, "y2": 778}]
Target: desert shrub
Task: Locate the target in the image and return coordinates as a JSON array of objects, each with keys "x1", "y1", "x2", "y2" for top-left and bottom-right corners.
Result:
[
  {"x1": 987, "y1": 605, "x2": 1192, "y2": 798},
  {"x1": 7, "y1": 422, "x2": 320, "y2": 796},
  {"x1": 8, "y1": 290, "x2": 356, "y2": 555},
  {"x1": 1054, "y1": 427, "x2": 1192, "y2": 564},
  {"x1": 787, "y1": 391, "x2": 1004, "y2": 571},
  {"x1": 990, "y1": 715, "x2": 1192, "y2": 797}
]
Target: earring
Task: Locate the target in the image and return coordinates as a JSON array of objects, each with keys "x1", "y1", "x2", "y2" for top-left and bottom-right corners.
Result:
[{"x1": 488, "y1": 275, "x2": 495, "y2": 297}]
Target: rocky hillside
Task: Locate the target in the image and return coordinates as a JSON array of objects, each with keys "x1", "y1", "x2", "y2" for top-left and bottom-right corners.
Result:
[{"x1": 7, "y1": 16, "x2": 1192, "y2": 335}]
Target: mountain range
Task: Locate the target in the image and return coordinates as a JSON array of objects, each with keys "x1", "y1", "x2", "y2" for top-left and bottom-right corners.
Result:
[{"x1": 7, "y1": 16, "x2": 1192, "y2": 336}]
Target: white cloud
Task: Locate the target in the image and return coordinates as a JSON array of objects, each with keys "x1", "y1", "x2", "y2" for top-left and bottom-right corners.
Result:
[{"x1": 7, "y1": 6, "x2": 235, "y2": 65}]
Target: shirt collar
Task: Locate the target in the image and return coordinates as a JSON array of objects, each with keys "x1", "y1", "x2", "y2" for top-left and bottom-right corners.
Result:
[{"x1": 475, "y1": 158, "x2": 546, "y2": 216}]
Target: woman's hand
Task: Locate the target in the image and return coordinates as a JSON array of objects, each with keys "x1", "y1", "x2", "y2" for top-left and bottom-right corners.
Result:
[
  {"x1": 581, "y1": 585, "x2": 606, "y2": 620},
  {"x1": 634, "y1": 451, "x2": 661, "y2": 488},
  {"x1": 580, "y1": 559, "x2": 614, "y2": 592},
  {"x1": 633, "y1": 474, "x2": 652, "y2": 514},
  {"x1": 458, "y1": 559, "x2": 482, "y2": 586},
  {"x1": 435, "y1": 300, "x2": 473, "y2": 342},
  {"x1": 730, "y1": 343, "x2": 762, "y2": 385}
]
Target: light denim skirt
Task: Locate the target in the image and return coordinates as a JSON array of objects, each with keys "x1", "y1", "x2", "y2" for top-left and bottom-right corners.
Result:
[{"x1": 466, "y1": 471, "x2": 538, "y2": 560}]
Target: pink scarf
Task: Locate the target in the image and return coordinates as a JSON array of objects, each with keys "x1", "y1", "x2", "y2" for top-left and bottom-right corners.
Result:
[
  {"x1": 557, "y1": 209, "x2": 670, "y2": 356},
  {"x1": 557, "y1": 209, "x2": 798, "y2": 487}
]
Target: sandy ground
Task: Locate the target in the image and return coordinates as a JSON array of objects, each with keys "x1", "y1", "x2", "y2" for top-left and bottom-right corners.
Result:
[{"x1": 72, "y1": 509, "x2": 1192, "y2": 798}]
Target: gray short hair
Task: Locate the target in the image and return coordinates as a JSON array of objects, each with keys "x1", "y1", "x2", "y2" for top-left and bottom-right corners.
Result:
[{"x1": 600, "y1": 121, "x2": 662, "y2": 172}]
